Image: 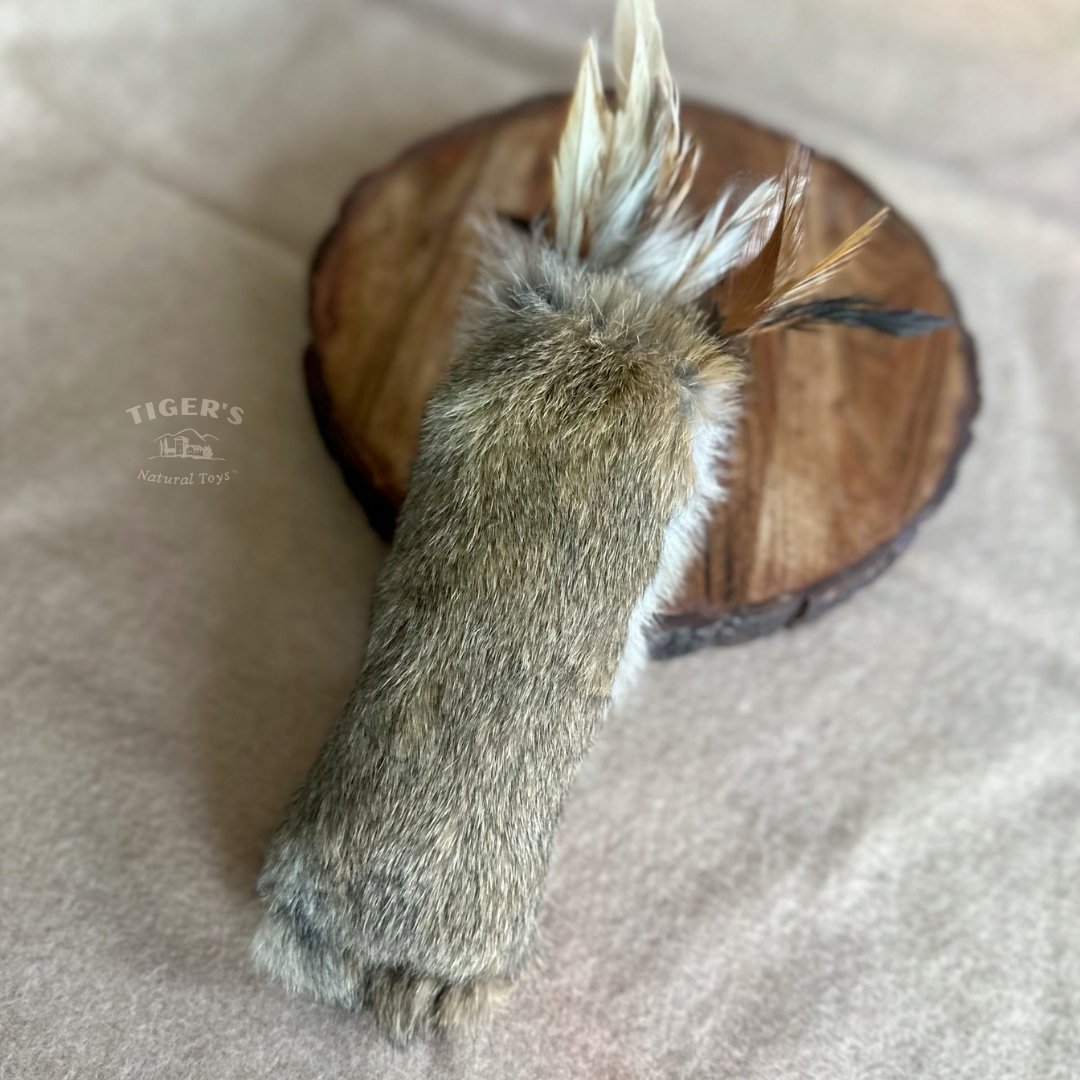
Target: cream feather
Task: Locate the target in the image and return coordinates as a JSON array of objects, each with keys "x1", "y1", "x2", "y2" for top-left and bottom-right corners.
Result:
[{"x1": 551, "y1": 39, "x2": 609, "y2": 260}]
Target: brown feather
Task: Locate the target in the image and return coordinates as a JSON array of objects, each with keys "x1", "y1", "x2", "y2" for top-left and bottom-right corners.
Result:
[
  {"x1": 714, "y1": 144, "x2": 811, "y2": 332},
  {"x1": 715, "y1": 147, "x2": 890, "y2": 337}
]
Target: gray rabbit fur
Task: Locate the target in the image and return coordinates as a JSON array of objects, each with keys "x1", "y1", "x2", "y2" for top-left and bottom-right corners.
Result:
[
  {"x1": 250, "y1": 0, "x2": 901, "y2": 1042},
  {"x1": 252, "y1": 232, "x2": 743, "y2": 1040}
]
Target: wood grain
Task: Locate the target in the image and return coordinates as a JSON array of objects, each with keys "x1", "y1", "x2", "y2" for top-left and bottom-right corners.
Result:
[{"x1": 305, "y1": 96, "x2": 979, "y2": 655}]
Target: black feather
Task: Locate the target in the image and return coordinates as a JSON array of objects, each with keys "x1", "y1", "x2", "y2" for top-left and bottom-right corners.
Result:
[{"x1": 760, "y1": 296, "x2": 951, "y2": 338}]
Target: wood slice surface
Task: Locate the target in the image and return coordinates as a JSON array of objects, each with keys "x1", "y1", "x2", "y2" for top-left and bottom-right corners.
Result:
[{"x1": 305, "y1": 95, "x2": 979, "y2": 656}]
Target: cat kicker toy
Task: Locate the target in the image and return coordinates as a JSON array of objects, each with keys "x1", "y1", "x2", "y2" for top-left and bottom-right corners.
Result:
[{"x1": 253, "y1": 0, "x2": 945, "y2": 1042}]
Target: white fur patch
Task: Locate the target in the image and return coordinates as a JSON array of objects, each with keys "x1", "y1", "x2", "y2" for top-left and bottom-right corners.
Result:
[{"x1": 610, "y1": 418, "x2": 730, "y2": 705}]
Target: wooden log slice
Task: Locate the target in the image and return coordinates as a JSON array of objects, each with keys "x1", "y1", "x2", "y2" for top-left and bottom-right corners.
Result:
[{"x1": 305, "y1": 95, "x2": 979, "y2": 657}]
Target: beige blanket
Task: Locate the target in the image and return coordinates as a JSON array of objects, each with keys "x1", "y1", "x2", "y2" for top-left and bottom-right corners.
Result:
[{"x1": 3, "y1": 1, "x2": 1078, "y2": 1076}]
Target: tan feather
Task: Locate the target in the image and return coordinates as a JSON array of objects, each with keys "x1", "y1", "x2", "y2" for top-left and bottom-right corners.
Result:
[{"x1": 777, "y1": 207, "x2": 889, "y2": 304}]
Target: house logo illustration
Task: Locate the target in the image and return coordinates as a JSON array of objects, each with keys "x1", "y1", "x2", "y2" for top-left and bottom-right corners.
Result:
[{"x1": 151, "y1": 428, "x2": 224, "y2": 461}]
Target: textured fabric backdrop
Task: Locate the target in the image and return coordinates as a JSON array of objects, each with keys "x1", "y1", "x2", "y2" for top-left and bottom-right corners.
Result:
[{"x1": 2, "y1": 1, "x2": 1078, "y2": 1077}]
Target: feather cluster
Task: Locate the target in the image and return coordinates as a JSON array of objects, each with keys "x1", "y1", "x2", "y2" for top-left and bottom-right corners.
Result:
[
  {"x1": 549, "y1": 0, "x2": 946, "y2": 339},
  {"x1": 550, "y1": 0, "x2": 780, "y2": 303}
]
